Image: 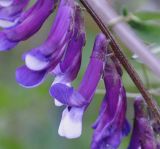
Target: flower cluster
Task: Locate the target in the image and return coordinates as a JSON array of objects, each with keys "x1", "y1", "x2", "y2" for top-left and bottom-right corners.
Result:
[{"x1": 0, "y1": 0, "x2": 159, "y2": 149}]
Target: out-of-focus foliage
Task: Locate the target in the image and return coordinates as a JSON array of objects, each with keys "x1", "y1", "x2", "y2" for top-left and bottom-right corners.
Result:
[
  {"x1": 0, "y1": 0, "x2": 160, "y2": 149},
  {"x1": 124, "y1": 10, "x2": 160, "y2": 44},
  {"x1": 134, "y1": 11, "x2": 160, "y2": 21}
]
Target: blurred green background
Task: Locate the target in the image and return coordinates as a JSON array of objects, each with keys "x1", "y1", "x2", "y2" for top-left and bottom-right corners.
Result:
[{"x1": 0, "y1": 0, "x2": 160, "y2": 149}]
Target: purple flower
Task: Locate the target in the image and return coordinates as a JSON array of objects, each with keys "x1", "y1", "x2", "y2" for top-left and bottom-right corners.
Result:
[
  {"x1": 128, "y1": 97, "x2": 157, "y2": 149},
  {"x1": 91, "y1": 58, "x2": 130, "y2": 149},
  {"x1": 15, "y1": 0, "x2": 76, "y2": 88},
  {"x1": 0, "y1": 0, "x2": 56, "y2": 51},
  {"x1": 50, "y1": 33, "x2": 109, "y2": 138},
  {"x1": 51, "y1": 5, "x2": 86, "y2": 106},
  {"x1": 24, "y1": 0, "x2": 76, "y2": 71},
  {"x1": 0, "y1": 0, "x2": 29, "y2": 28}
]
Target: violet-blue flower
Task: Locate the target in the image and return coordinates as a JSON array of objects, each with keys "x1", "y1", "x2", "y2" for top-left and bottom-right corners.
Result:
[
  {"x1": 15, "y1": 0, "x2": 76, "y2": 88},
  {"x1": 51, "y1": 5, "x2": 86, "y2": 106},
  {"x1": 91, "y1": 58, "x2": 130, "y2": 149},
  {"x1": 24, "y1": 0, "x2": 76, "y2": 71},
  {"x1": 50, "y1": 33, "x2": 109, "y2": 139}
]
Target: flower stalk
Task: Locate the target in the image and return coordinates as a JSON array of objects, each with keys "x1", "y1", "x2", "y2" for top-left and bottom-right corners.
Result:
[{"x1": 80, "y1": 0, "x2": 160, "y2": 123}]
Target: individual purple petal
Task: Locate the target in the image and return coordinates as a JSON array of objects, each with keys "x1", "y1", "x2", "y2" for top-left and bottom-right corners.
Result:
[
  {"x1": 52, "y1": 79, "x2": 71, "y2": 107},
  {"x1": 58, "y1": 33, "x2": 84, "y2": 81},
  {"x1": 122, "y1": 119, "x2": 130, "y2": 136},
  {"x1": 92, "y1": 95, "x2": 107, "y2": 129},
  {"x1": 91, "y1": 58, "x2": 129, "y2": 149},
  {"x1": 59, "y1": 5, "x2": 86, "y2": 72},
  {"x1": 0, "y1": 0, "x2": 56, "y2": 51},
  {"x1": 0, "y1": 32, "x2": 18, "y2": 51},
  {"x1": 17, "y1": 0, "x2": 42, "y2": 22},
  {"x1": 50, "y1": 83, "x2": 88, "y2": 107},
  {"x1": 5, "y1": 0, "x2": 55, "y2": 41},
  {"x1": 128, "y1": 97, "x2": 157, "y2": 149},
  {"x1": 50, "y1": 33, "x2": 108, "y2": 107},
  {"x1": 51, "y1": 75, "x2": 72, "y2": 107},
  {"x1": 76, "y1": 34, "x2": 108, "y2": 103},
  {"x1": 16, "y1": 65, "x2": 47, "y2": 88}
]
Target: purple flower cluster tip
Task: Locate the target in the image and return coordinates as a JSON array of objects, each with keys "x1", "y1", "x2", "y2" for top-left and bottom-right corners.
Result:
[{"x1": 128, "y1": 97, "x2": 160, "y2": 149}]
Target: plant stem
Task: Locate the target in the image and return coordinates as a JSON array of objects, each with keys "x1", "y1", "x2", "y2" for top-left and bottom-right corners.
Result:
[{"x1": 80, "y1": 0, "x2": 160, "y2": 122}]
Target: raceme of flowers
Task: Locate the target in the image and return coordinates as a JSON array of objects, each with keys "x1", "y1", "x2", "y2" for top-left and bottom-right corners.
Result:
[{"x1": 0, "y1": 0, "x2": 159, "y2": 149}]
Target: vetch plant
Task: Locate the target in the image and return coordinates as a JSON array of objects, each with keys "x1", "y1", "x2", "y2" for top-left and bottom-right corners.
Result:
[{"x1": 0, "y1": 0, "x2": 160, "y2": 149}]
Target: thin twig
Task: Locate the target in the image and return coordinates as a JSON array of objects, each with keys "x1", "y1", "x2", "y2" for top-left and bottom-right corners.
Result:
[{"x1": 80, "y1": 0, "x2": 160, "y2": 123}]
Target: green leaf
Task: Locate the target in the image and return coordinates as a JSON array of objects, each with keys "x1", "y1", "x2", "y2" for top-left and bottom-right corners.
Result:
[
  {"x1": 122, "y1": 9, "x2": 160, "y2": 44},
  {"x1": 134, "y1": 11, "x2": 160, "y2": 21},
  {"x1": 128, "y1": 20, "x2": 160, "y2": 44}
]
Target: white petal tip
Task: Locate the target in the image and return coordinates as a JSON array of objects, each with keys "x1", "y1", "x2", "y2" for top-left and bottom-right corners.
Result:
[
  {"x1": 0, "y1": 0, "x2": 12, "y2": 7},
  {"x1": 25, "y1": 54, "x2": 48, "y2": 71},
  {"x1": 52, "y1": 76, "x2": 71, "y2": 87},
  {"x1": 58, "y1": 128, "x2": 82, "y2": 139},
  {"x1": 0, "y1": 19, "x2": 18, "y2": 28},
  {"x1": 58, "y1": 107, "x2": 84, "y2": 139},
  {"x1": 54, "y1": 99, "x2": 63, "y2": 107}
]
